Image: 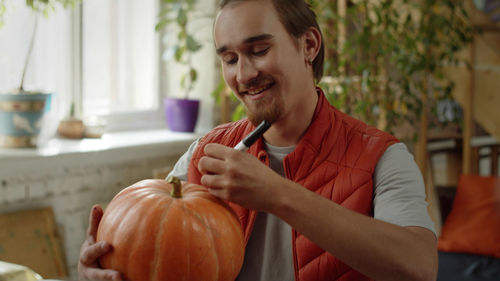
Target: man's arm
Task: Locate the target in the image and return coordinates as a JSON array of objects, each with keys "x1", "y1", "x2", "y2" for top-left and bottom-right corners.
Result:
[
  {"x1": 274, "y1": 181, "x2": 437, "y2": 281},
  {"x1": 198, "y1": 143, "x2": 438, "y2": 281},
  {"x1": 373, "y1": 143, "x2": 436, "y2": 234}
]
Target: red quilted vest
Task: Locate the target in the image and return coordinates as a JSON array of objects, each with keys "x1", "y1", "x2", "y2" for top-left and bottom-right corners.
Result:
[{"x1": 188, "y1": 89, "x2": 398, "y2": 281}]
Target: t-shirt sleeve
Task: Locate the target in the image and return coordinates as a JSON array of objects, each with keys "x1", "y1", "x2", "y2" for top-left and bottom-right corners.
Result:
[
  {"x1": 166, "y1": 138, "x2": 200, "y2": 181},
  {"x1": 373, "y1": 142, "x2": 436, "y2": 236}
]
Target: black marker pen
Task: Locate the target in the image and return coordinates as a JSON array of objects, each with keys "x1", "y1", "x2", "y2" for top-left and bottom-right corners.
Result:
[{"x1": 234, "y1": 120, "x2": 271, "y2": 151}]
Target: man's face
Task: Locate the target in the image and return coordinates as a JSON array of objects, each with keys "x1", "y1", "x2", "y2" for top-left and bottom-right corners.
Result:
[{"x1": 214, "y1": 0, "x2": 311, "y2": 126}]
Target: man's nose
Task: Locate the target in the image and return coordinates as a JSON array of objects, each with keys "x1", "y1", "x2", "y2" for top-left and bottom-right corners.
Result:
[{"x1": 236, "y1": 57, "x2": 258, "y2": 85}]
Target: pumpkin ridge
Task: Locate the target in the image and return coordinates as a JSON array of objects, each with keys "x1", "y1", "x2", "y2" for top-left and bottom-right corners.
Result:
[
  {"x1": 213, "y1": 197, "x2": 245, "y2": 277},
  {"x1": 151, "y1": 197, "x2": 174, "y2": 281},
  {"x1": 185, "y1": 198, "x2": 223, "y2": 281},
  {"x1": 111, "y1": 196, "x2": 148, "y2": 271},
  {"x1": 190, "y1": 195, "x2": 245, "y2": 281},
  {"x1": 183, "y1": 198, "x2": 218, "y2": 230},
  {"x1": 202, "y1": 205, "x2": 220, "y2": 281},
  {"x1": 123, "y1": 188, "x2": 170, "y2": 280},
  {"x1": 140, "y1": 192, "x2": 174, "y2": 281},
  {"x1": 183, "y1": 199, "x2": 217, "y2": 274},
  {"x1": 182, "y1": 200, "x2": 191, "y2": 281}
]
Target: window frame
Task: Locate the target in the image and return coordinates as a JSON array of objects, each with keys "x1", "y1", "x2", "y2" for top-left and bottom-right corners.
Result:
[{"x1": 73, "y1": 0, "x2": 166, "y2": 132}]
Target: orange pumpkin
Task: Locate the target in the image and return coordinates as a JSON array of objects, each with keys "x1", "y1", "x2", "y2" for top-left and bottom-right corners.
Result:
[{"x1": 96, "y1": 176, "x2": 245, "y2": 281}]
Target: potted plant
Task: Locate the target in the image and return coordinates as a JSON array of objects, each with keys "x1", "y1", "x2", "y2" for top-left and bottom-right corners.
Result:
[
  {"x1": 309, "y1": 0, "x2": 472, "y2": 141},
  {"x1": 0, "y1": 0, "x2": 79, "y2": 147},
  {"x1": 156, "y1": 0, "x2": 206, "y2": 132}
]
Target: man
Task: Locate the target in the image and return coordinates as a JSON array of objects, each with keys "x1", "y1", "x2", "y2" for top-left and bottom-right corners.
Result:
[{"x1": 78, "y1": 0, "x2": 438, "y2": 280}]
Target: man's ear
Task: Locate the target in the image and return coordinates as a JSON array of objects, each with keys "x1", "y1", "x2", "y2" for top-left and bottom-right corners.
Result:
[{"x1": 301, "y1": 27, "x2": 321, "y2": 63}]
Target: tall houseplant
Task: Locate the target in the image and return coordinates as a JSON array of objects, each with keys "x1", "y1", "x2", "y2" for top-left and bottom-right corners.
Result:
[
  {"x1": 310, "y1": 0, "x2": 472, "y2": 142},
  {"x1": 0, "y1": 0, "x2": 79, "y2": 147},
  {"x1": 156, "y1": 0, "x2": 205, "y2": 132},
  {"x1": 1, "y1": 0, "x2": 78, "y2": 93}
]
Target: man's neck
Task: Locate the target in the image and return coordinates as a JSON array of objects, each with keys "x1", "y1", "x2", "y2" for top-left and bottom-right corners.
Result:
[{"x1": 263, "y1": 87, "x2": 319, "y2": 147}]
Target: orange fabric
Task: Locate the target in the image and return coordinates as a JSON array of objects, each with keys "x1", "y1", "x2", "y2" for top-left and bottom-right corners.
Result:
[
  {"x1": 188, "y1": 89, "x2": 399, "y2": 281},
  {"x1": 438, "y1": 174, "x2": 500, "y2": 258}
]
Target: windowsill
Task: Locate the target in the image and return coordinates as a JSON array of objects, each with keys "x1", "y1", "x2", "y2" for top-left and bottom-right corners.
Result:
[{"x1": 0, "y1": 129, "x2": 202, "y2": 177}]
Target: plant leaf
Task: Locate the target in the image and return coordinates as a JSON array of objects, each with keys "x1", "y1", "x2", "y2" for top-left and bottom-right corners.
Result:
[{"x1": 186, "y1": 34, "x2": 202, "y2": 52}]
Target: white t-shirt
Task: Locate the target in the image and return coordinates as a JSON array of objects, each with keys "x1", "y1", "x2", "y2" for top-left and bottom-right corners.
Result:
[{"x1": 168, "y1": 140, "x2": 436, "y2": 281}]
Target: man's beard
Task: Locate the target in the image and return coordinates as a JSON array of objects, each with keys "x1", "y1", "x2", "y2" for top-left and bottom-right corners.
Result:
[
  {"x1": 244, "y1": 91, "x2": 284, "y2": 126},
  {"x1": 236, "y1": 74, "x2": 284, "y2": 126}
]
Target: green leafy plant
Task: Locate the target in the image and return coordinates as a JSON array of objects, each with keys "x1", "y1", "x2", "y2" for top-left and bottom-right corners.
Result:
[
  {"x1": 0, "y1": 0, "x2": 80, "y2": 92},
  {"x1": 310, "y1": 0, "x2": 472, "y2": 141},
  {"x1": 212, "y1": 75, "x2": 246, "y2": 123},
  {"x1": 156, "y1": 0, "x2": 205, "y2": 99},
  {"x1": 25, "y1": 0, "x2": 77, "y2": 15}
]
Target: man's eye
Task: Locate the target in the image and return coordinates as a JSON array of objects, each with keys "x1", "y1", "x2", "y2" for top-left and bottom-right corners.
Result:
[
  {"x1": 252, "y1": 47, "x2": 269, "y2": 56},
  {"x1": 223, "y1": 55, "x2": 237, "y2": 65}
]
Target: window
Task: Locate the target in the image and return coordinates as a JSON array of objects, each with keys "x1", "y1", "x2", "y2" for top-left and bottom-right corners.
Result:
[
  {"x1": 0, "y1": 0, "x2": 216, "y2": 137},
  {"x1": 81, "y1": 0, "x2": 159, "y2": 117}
]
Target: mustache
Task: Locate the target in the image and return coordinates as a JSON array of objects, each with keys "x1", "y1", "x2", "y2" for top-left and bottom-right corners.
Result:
[{"x1": 238, "y1": 76, "x2": 275, "y2": 93}]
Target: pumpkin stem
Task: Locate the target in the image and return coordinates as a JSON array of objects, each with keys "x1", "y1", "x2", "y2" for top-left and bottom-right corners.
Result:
[{"x1": 167, "y1": 176, "x2": 182, "y2": 198}]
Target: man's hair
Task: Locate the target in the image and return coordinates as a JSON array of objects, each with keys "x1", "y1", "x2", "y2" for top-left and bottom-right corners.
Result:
[{"x1": 219, "y1": 0, "x2": 325, "y2": 82}]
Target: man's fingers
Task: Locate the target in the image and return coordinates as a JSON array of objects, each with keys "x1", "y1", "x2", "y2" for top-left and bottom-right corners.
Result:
[
  {"x1": 85, "y1": 267, "x2": 123, "y2": 281},
  {"x1": 207, "y1": 187, "x2": 228, "y2": 200},
  {"x1": 204, "y1": 143, "x2": 233, "y2": 159},
  {"x1": 87, "y1": 204, "x2": 104, "y2": 240},
  {"x1": 200, "y1": 173, "x2": 226, "y2": 189},
  {"x1": 198, "y1": 155, "x2": 227, "y2": 175},
  {"x1": 80, "y1": 241, "x2": 111, "y2": 266}
]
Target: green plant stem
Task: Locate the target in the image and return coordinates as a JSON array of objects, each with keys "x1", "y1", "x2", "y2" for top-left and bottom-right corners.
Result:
[
  {"x1": 185, "y1": 52, "x2": 193, "y2": 99},
  {"x1": 19, "y1": 13, "x2": 39, "y2": 92}
]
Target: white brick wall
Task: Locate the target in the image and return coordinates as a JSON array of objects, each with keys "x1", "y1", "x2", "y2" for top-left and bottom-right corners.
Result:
[
  {"x1": 5, "y1": 178, "x2": 27, "y2": 203},
  {"x1": 0, "y1": 155, "x2": 181, "y2": 280},
  {"x1": 27, "y1": 179, "x2": 48, "y2": 200},
  {"x1": 0, "y1": 184, "x2": 5, "y2": 205},
  {"x1": 0, "y1": 134, "x2": 195, "y2": 280}
]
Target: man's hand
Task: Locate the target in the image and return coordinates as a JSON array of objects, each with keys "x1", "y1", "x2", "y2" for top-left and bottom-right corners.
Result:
[
  {"x1": 198, "y1": 143, "x2": 287, "y2": 212},
  {"x1": 78, "y1": 205, "x2": 123, "y2": 281}
]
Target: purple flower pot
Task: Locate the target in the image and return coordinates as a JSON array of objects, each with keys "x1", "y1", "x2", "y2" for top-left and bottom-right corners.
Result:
[{"x1": 164, "y1": 98, "x2": 200, "y2": 132}]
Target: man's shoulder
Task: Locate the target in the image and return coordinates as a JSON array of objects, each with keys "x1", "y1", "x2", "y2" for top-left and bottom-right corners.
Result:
[
  {"x1": 330, "y1": 106, "x2": 396, "y2": 141},
  {"x1": 212, "y1": 118, "x2": 249, "y2": 132},
  {"x1": 316, "y1": 104, "x2": 399, "y2": 171},
  {"x1": 196, "y1": 118, "x2": 253, "y2": 149}
]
